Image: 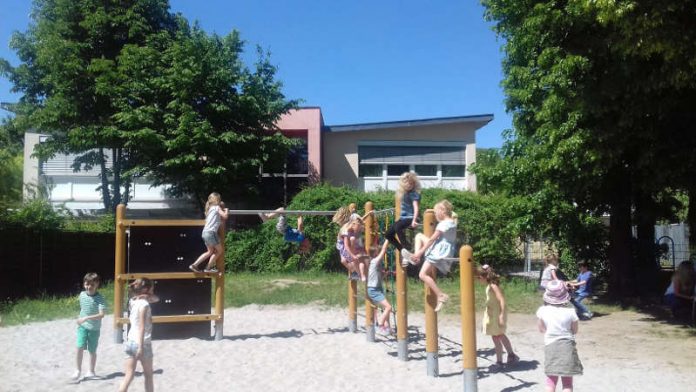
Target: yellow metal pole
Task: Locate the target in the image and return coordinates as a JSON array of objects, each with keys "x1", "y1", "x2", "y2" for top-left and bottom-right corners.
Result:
[
  {"x1": 395, "y1": 196, "x2": 408, "y2": 360},
  {"x1": 460, "y1": 245, "x2": 478, "y2": 391},
  {"x1": 423, "y1": 209, "x2": 439, "y2": 376},
  {"x1": 348, "y1": 202, "x2": 358, "y2": 332},
  {"x1": 113, "y1": 204, "x2": 126, "y2": 343},
  {"x1": 214, "y1": 221, "x2": 225, "y2": 340},
  {"x1": 364, "y1": 201, "x2": 376, "y2": 342}
]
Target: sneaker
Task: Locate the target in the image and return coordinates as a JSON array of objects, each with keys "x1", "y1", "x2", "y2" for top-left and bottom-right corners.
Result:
[
  {"x1": 434, "y1": 294, "x2": 449, "y2": 312},
  {"x1": 204, "y1": 267, "x2": 219, "y2": 273},
  {"x1": 189, "y1": 264, "x2": 201, "y2": 273},
  {"x1": 582, "y1": 312, "x2": 593, "y2": 320},
  {"x1": 258, "y1": 212, "x2": 269, "y2": 222},
  {"x1": 84, "y1": 371, "x2": 96, "y2": 379},
  {"x1": 506, "y1": 354, "x2": 520, "y2": 366},
  {"x1": 400, "y1": 249, "x2": 413, "y2": 267},
  {"x1": 488, "y1": 362, "x2": 504, "y2": 372},
  {"x1": 71, "y1": 370, "x2": 81, "y2": 381}
]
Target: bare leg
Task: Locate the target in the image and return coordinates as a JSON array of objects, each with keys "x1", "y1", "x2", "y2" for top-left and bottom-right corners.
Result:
[
  {"x1": 89, "y1": 351, "x2": 97, "y2": 374},
  {"x1": 205, "y1": 243, "x2": 224, "y2": 270},
  {"x1": 378, "y1": 300, "x2": 392, "y2": 327},
  {"x1": 75, "y1": 348, "x2": 84, "y2": 376},
  {"x1": 492, "y1": 335, "x2": 504, "y2": 363},
  {"x1": 418, "y1": 262, "x2": 444, "y2": 298},
  {"x1": 192, "y1": 245, "x2": 214, "y2": 269},
  {"x1": 118, "y1": 357, "x2": 137, "y2": 392},
  {"x1": 296, "y1": 214, "x2": 304, "y2": 232},
  {"x1": 141, "y1": 357, "x2": 155, "y2": 392},
  {"x1": 261, "y1": 207, "x2": 285, "y2": 220},
  {"x1": 499, "y1": 334, "x2": 517, "y2": 361}
]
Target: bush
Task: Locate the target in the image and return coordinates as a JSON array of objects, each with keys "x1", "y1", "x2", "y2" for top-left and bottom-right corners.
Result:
[{"x1": 225, "y1": 184, "x2": 532, "y2": 272}]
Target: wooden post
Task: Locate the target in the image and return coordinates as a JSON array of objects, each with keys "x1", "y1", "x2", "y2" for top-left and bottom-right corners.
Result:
[
  {"x1": 423, "y1": 209, "x2": 439, "y2": 376},
  {"x1": 348, "y1": 202, "x2": 358, "y2": 332},
  {"x1": 395, "y1": 197, "x2": 408, "y2": 360},
  {"x1": 214, "y1": 221, "x2": 225, "y2": 340},
  {"x1": 460, "y1": 245, "x2": 478, "y2": 392},
  {"x1": 113, "y1": 204, "x2": 126, "y2": 343},
  {"x1": 364, "y1": 201, "x2": 376, "y2": 342}
]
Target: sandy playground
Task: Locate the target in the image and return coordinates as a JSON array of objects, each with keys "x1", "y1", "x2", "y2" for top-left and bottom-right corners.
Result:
[{"x1": 1, "y1": 303, "x2": 695, "y2": 392}]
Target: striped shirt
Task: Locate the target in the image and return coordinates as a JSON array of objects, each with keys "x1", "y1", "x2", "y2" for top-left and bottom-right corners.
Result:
[{"x1": 79, "y1": 291, "x2": 106, "y2": 330}]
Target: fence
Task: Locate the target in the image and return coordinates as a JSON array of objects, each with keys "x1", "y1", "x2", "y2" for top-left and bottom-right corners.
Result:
[{"x1": 0, "y1": 228, "x2": 114, "y2": 300}]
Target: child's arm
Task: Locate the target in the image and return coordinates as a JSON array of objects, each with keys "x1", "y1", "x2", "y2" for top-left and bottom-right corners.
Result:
[
  {"x1": 77, "y1": 310, "x2": 105, "y2": 324},
  {"x1": 147, "y1": 294, "x2": 160, "y2": 304},
  {"x1": 374, "y1": 241, "x2": 390, "y2": 260},
  {"x1": 570, "y1": 320, "x2": 579, "y2": 334},
  {"x1": 218, "y1": 206, "x2": 229, "y2": 219},
  {"x1": 296, "y1": 215, "x2": 304, "y2": 233},
  {"x1": 550, "y1": 266, "x2": 559, "y2": 281},
  {"x1": 136, "y1": 304, "x2": 147, "y2": 358},
  {"x1": 410, "y1": 199, "x2": 420, "y2": 228},
  {"x1": 491, "y1": 283, "x2": 506, "y2": 327},
  {"x1": 412, "y1": 230, "x2": 442, "y2": 260},
  {"x1": 537, "y1": 318, "x2": 547, "y2": 333}
]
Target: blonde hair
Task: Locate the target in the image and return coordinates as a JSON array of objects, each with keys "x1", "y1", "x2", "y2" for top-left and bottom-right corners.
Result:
[
  {"x1": 545, "y1": 253, "x2": 559, "y2": 266},
  {"x1": 396, "y1": 172, "x2": 421, "y2": 200},
  {"x1": 205, "y1": 192, "x2": 222, "y2": 214},
  {"x1": 332, "y1": 206, "x2": 352, "y2": 226},
  {"x1": 434, "y1": 199, "x2": 458, "y2": 224}
]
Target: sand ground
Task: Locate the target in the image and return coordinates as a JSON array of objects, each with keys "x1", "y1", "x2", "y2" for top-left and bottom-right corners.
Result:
[{"x1": 1, "y1": 304, "x2": 695, "y2": 392}]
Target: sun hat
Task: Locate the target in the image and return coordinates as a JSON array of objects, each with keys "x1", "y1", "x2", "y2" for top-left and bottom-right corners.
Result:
[{"x1": 543, "y1": 280, "x2": 570, "y2": 305}]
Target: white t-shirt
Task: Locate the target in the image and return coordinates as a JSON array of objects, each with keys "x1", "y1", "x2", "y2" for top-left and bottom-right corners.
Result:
[
  {"x1": 128, "y1": 298, "x2": 153, "y2": 343},
  {"x1": 540, "y1": 265, "x2": 558, "y2": 288},
  {"x1": 536, "y1": 305, "x2": 578, "y2": 345},
  {"x1": 203, "y1": 205, "x2": 221, "y2": 233}
]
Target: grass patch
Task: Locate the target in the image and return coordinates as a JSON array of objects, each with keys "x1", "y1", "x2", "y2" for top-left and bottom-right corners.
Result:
[{"x1": 1, "y1": 272, "x2": 625, "y2": 326}]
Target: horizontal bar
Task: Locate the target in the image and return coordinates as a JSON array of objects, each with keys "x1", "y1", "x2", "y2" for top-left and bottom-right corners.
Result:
[
  {"x1": 119, "y1": 219, "x2": 204, "y2": 227},
  {"x1": 117, "y1": 314, "x2": 221, "y2": 324},
  {"x1": 117, "y1": 272, "x2": 220, "y2": 281},
  {"x1": 228, "y1": 209, "x2": 337, "y2": 216}
]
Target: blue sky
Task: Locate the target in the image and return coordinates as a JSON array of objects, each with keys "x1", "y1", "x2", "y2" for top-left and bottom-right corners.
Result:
[{"x1": 0, "y1": 0, "x2": 510, "y2": 148}]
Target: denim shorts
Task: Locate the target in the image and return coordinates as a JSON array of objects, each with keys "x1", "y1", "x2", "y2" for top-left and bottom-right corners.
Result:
[
  {"x1": 202, "y1": 230, "x2": 219, "y2": 246},
  {"x1": 124, "y1": 340, "x2": 153, "y2": 359},
  {"x1": 367, "y1": 287, "x2": 386, "y2": 303}
]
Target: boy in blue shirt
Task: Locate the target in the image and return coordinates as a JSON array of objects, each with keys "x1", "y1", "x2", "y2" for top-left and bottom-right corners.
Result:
[
  {"x1": 74, "y1": 272, "x2": 107, "y2": 381},
  {"x1": 259, "y1": 207, "x2": 312, "y2": 253},
  {"x1": 568, "y1": 262, "x2": 593, "y2": 320}
]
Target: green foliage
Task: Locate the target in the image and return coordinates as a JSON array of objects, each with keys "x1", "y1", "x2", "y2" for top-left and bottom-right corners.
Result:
[
  {"x1": 0, "y1": 199, "x2": 67, "y2": 230},
  {"x1": 225, "y1": 184, "x2": 547, "y2": 272},
  {"x1": 0, "y1": 152, "x2": 23, "y2": 208}
]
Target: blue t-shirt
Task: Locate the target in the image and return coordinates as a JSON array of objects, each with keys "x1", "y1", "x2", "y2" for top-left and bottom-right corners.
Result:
[
  {"x1": 284, "y1": 226, "x2": 305, "y2": 243},
  {"x1": 400, "y1": 191, "x2": 420, "y2": 219},
  {"x1": 575, "y1": 270, "x2": 592, "y2": 295}
]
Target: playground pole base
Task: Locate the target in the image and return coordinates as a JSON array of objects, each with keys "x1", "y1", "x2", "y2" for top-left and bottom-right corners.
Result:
[
  {"x1": 462, "y1": 368, "x2": 478, "y2": 392},
  {"x1": 397, "y1": 339, "x2": 408, "y2": 361},
  {"x1": 427, "y1": 352, "x2": 439, "y2": 377},
  {"x1": 348, "y1": 319, "x2": 357, "y2": 333},
  {"x1": 366, "y1": 325, "x2": 375, "y2": 342}
]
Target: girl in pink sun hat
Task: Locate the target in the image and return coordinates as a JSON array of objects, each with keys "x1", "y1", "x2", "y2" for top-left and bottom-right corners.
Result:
[{"x1": 536, "y1": 280, "x2": 584, "y2": 392}]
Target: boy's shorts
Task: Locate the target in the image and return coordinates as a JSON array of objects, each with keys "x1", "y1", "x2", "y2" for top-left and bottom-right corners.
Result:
[
  {"x1": 202, "y1": 230, "x2": 219, "y2": 246},
  {"x1": 367, "y1": 287, "x2": 386, "y2": 303},
  {"x1": 124, "y1": 340, "x2": 154, "y2": 359},
  {"x1": 76, "y1": 325, "x2": 100, "y2": 353}
]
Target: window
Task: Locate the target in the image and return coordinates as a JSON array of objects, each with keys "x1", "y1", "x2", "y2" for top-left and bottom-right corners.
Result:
[
  {"x1": 414, "y1": 165, "x2": 437, "y2": 176},
  {"x1": 442, "y1": 164, "x2": 466, "y2": 177},
  {"x1": 359, "y1": 164, "x2": 382, "y2": 177},
  {"x1": 387, "y1": 165, "x2": 410, "y2": 176}
]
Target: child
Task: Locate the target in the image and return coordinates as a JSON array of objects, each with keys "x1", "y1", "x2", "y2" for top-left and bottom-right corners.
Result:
[
  {"x1": 73, "y1": 272, "x2": 107, "y2": 381},
  {"x1": 259, "y1": 207, "x2": 312, "y2": 253},
  {"x1": 336, "y1": 217, "x2": 367, "y2": 281},
  {"x1": 190, "y1": 192, "x2": 229, "y2": 272},
  {"x1": 385, "y1": 172, "x2": 421, "y2": 259},
  {"x1": 540, "y1": 253, "x2": 561, "y2": 289},
  {"x1": 403, "y1": 199, "x2": 458, "y2": 312},
  {"x1": 477, "y1": 265, "x2": 519, "y2": 371},
  {"x1": 118, "y1": 278, "x2": 160, "y2": 392},
  {"x1": 664, "y1": 260, "x2": 696, "y2": 319},
  {"x1": 367, "y1": 241, "x2": 393, "y2": 335},
  {"x1": 536, "y1": 280, "x2": 583, "y2": 391},
  {"x1": 332, "y1": 205, "x2": 372, "y2": 227},
  {"x1": 567, "y1": 261, "x2": 593, "y2": 320}
]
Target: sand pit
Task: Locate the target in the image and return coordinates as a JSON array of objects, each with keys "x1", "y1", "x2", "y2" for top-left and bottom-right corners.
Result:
[{"x1": 1, "y1": 304, "x2": 694, "y2": 391}]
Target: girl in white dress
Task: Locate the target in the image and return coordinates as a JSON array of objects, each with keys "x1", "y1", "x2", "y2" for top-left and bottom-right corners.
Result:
[{"x1": 403, "y1": 199, "x2": 458, "y2": 312}]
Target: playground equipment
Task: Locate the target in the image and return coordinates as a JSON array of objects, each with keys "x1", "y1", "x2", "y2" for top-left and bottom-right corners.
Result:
[{"x1": 113, "y1": 204, "x2": 226, "y2": 342}]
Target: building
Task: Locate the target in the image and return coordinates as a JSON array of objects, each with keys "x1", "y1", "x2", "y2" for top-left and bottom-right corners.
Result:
[{"x1": 23, "y1": 108, "x2": 493, "y2": 212}]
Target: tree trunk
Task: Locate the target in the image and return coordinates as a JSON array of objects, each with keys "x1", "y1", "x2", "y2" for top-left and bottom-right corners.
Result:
[
  {"x1": 112, "y1": 147, "x2": 122, "y2": 211},
  {"x1": 634, "y1": 189, "x2": 658, "y2": 295},
  {"x1": 687, "y1": 187, "x2": 696, "y2": 255},
  {"x1": 98, "y1": 147, "x2": 111, "y2": 211},
  {"x1": 607, "y1": 172, "x2": 635, "y2": 299}
]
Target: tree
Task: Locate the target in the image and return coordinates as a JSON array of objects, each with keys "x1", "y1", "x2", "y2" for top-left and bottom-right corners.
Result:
[
  {"x1": 480, "y1": 0, "x2": 696, "y2": 297},
  {"x1": 1, "y1": 0, "x2": 298, "y2": 211}
]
